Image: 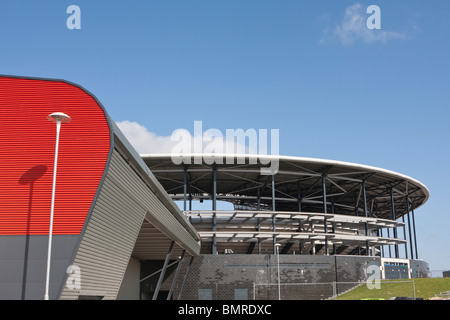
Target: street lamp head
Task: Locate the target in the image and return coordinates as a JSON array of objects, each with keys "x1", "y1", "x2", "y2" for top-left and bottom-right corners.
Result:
[
  {"x1": 47, "y1": 112, "x2": 71, "y2": 124},
  {"x1": 275, "y1": 243, "x2": 281, "y2": 254}
]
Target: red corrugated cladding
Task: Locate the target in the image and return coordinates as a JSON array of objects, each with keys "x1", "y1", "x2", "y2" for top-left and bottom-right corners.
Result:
[{"x1": 0, "y1": 76, "x2": 111, "y2": 235}]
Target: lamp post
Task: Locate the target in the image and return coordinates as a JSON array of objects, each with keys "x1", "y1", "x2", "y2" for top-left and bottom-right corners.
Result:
[
  {"x1": 275, "y1": 243, "x2": 281, "y2": 300},
  {"x1": 45, "y1": 112, "x2": 70, "y2": 300}
]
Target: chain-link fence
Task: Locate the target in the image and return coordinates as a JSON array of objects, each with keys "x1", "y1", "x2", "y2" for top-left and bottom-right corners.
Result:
[{"x1": 253, "y1": 280, "x2": 417, "y2": 300}]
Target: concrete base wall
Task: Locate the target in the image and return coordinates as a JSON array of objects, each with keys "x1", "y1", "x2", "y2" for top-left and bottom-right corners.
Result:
[
  {"x1": 140, "y1": 254, "x2": 430, "y2": 300},
  {"x1": 144, "y1": 254, "x2": 381, "y2": 300},
  {"x1": 0, "y1": 235, "x2": 79, "y2": 300}
]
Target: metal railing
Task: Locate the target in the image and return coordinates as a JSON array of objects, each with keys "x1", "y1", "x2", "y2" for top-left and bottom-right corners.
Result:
[{"x1": 435, "y1": 291, "x2": 450, "y2": 299}]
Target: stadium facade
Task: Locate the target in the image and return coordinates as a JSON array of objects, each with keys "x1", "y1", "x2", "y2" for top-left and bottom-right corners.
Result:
[{"x1": 0, "y1": 75, "x2": 429, "y2": 300}]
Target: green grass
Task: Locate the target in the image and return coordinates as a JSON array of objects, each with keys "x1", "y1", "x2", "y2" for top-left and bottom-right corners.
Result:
[{"x1": 336, "y1": 278, "x2": 450, "y2": 300}]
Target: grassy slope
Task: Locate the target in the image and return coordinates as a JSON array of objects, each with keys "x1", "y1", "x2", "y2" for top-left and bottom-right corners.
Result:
[{"x1": 336, "y1": 278, "x2": 450, "y2": 300}]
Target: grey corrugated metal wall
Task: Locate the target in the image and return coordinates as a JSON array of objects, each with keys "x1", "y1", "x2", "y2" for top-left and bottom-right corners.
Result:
[{"x1": 59, "y1": 148, "x2": 199, "y2": 299}]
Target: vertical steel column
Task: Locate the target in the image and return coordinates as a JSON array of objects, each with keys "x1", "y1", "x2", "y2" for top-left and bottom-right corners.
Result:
[
  {"x1": 153, "y1": 241, "x2": 174, "y2": 300},
  {"x1": 411, "y1": 202, "x2": 419, "y2": 259},
  {"x1": 257, "y1": 187, "x2": 261, "y2": 255},
  {"x1": 272, "y1": 174, "x2": 276, "y2": 210},
  {"x1": 188, "y1": 179, "x2": 192, "y2": 212},
  {"x1": 324, "y1": 216, "x2": 329, "y2": 255},
  {"x1": 379, "y1": 229, "x2": 385, "y2": 257},
  {"x1": 354, "y1": 206, "x2": 361, "y2": 255},
  {"x1": 183, "y1": 166, "x2": 187, "y2": 212},
  {"x1": 187, "y1": 168, "x2": 192, "y2": 222},
  {"x1": 387, "y1": 228, "x2": 392, "y2": 258},
  {"x1": 167, "y1": 250, "x2": 185, "y2": 300},
  {"x1": 177, "y1": 256, "x2": 194, "y2": 300},
  {"x1": 257, "y1": 187, "x2": 261, "y2": 210},
  {"x1": 331, "y1": 197, "x2": 336, "y2": 255},
  {"x1": 297, "y1": 182, "x2": 303, "y2": 254},
  {"x1": 362, "y1": 181, "x2": 370, "y2": 255},
  {"x1": 405, "y1": 196, "x2": 414, "y2": 260},
  {"x1": 272, "y1": 174, "x2": 276, "y2": 254},
  {"x1": 297, "y1": 182, "x2": 302, "y2": 212},
  {"x1": 212, "y1": 166, "x2": 217, "y2": 211},
  {"x1": 322, "y1": 175, "x2": 328, "y2": 255},
  {"x1": 390, "y1": 188, "x2": 399, "y2": 258},
  {"x1": 322, "y1": 174, "x2": 327, "y2": 213},
  {"x1": 212, "y1": 166, "x2": 217, "y2": 255},
  {"x1": 401, "y1": 215, "x2": 408, "y2": 259}
]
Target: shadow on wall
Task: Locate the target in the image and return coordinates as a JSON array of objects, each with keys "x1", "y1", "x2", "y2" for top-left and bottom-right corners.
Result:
[{"x1": 18, "y1": 165, "x2": 48, "y2": 299}]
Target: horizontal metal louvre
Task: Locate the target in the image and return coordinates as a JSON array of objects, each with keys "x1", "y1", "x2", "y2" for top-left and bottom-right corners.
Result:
[
  {"x1": 0, "y1": 76, "x2": 110, "y2": 235},
  {"x1": 107, "y1": 151, "x2": 200, "y2": 255},
  {"x1": 60, "y1": 149, "x2": 200, "y2": 299}
]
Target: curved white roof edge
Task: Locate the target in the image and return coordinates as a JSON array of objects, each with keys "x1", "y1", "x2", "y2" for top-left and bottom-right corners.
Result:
[{"x1": 140, "y1": 153, "x2": 429, "y2": 203}]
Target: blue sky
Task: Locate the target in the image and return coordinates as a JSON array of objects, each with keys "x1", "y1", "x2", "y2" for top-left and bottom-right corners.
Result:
[{"x1": 1, "y1": 1, "x2": 449, "y2": 273}]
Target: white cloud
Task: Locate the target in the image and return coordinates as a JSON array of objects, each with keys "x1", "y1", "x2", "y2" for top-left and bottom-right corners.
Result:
[
  {"x1": 116, "y1": 120, "x2": 176, "y2": 154},
  {"x1": 321, "y1": 3, "x2": 405, "y2": 45},
  {"x1": 117, "y1": 120, "x2": 280, "y2": 174},
  {"x1": 116, "y1": 120, "x2": 259, "y2": 155}
]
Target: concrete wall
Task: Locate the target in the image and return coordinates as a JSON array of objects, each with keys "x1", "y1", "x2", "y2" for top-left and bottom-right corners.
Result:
[{"x1": 150, "y1": 254, "x2": 381, "y2": 300}]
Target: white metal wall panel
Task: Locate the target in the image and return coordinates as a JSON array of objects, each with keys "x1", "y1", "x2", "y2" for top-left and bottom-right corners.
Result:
[
  {"x1": 107, "y1": 150, "x2": 200, "y2": 255},
  {"x1": 59, "y1": 149, "x2": 199, "y2": 300},
  {"x1": 59, "y1": 154, "x2": 146, "y2": 299}
]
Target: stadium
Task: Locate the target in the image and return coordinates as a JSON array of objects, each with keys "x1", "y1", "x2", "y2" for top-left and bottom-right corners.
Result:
[
  {"x1": 0, "y1": 75, "x2": 430, "y2": 300},
  {"x1": 141, "y1": 153, "x2": 430, "y2": 299}
]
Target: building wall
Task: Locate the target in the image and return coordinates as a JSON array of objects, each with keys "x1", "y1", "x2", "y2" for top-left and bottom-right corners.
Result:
[
  {"x1": 156, "y1": 254, "x2": 381, "y2": 300},
  {"x1": 59, "y1": 147, "x2": 199, "y2": 300},
  {"x1": 381, "y1": 258, "x2": 411, "y2": 279},
  {"x1": 117, "y1": 257, "x2": 141, "y2": 300},
  {"x1": 0, "y1": 76, "x2": 111, "y2": 300},
  {"x1": 0, "y1": 235, "x2": 79, "y2": 300},
  {"x1": 59, "y1": 149, "x2": 148, "y2": 300},
  {"x1": 0, "y1": 76, "x2": 111, "y2": 236},
  {"x1": 0, "y1": 76, "x2": 201, "y2": 300},
  {"x1": 410, "y1": 259, "x2": 430, "y2": 278}
]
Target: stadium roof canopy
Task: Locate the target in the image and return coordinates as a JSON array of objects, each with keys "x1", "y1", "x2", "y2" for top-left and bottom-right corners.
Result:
[{"x1": 141, "y1": 153, "x2": 429, "y2": 220}]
